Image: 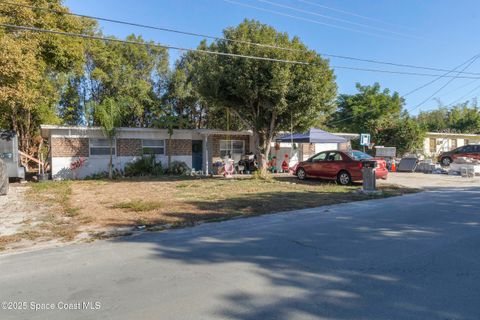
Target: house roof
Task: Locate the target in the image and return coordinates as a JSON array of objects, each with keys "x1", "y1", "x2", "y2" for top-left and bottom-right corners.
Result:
[
  {"x1": 425, "y1": 132, "x2": 480, "y2": 138},
  {"x1": 276, "y1": 128, "x2": 347, "y2": 144},
  {"x1": 40, "y1": 125, "x2": 252, "y2": 138}
]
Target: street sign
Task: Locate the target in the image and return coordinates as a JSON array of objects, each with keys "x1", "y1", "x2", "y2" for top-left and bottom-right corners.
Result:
[{"x1": 360, "y1": 133, "x2": 370, "y2": 146}]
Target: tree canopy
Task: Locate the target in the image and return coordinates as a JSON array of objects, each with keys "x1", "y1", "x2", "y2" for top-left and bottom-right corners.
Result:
[
  {"x1": 0, "y1": 0, "x2": 95, "y2": 155},
  {"x1": 417, "y1": 103, "x2": 480, "y2": 134},
  {"x1": 191, "y1": 19, "x2": 337, "y2": 173},
  {"x1": 332, "y1": 83, "x2": 403, "y2": 134},
  {"x1": 2, "y1": 3, "x2": 475, "y2": 163},
  {"x1": 330, "y1": 83, "x2": 425, "y2": 155}
]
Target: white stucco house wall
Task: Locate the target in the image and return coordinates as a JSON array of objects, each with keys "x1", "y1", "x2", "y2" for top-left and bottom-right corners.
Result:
[
  {"x1": 423, "y1": 132, "x2": 480, "y2": 158},
  {"x1": 41, "y1": 125, "x2": 253, "y2": 179}
]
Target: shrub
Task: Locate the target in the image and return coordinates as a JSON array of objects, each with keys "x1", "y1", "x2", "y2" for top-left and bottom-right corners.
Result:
[
  {"x1": 124, "y1": 155, "x2": 163, "y2": 177},
  {"x1": 166, "y1": 161, "x2": 190, "y2": 175},
  {"x1": 85, "y1": 169, "x2": 123, "y2": 180}
]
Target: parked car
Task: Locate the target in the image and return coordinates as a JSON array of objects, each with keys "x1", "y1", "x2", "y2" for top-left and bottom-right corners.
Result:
[
  {"x1": 294, "y1": 150, "x2": 388, "y2": 185},
  {"x1": 438, "y1": 144, "x2": 480, "y2": 166}
]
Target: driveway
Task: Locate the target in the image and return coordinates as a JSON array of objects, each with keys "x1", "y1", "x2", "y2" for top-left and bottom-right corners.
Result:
[
  {"x1": 1, "y1": 186, "x2": 480, "y2": 319},
  {"x1": 379, "y1": 171, "x2": 480, "y2": 189}
]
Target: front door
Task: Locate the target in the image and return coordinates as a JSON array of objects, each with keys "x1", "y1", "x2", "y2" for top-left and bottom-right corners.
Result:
[{"x1": 192, "y1": 140, "x2": 203, "y2": 171}]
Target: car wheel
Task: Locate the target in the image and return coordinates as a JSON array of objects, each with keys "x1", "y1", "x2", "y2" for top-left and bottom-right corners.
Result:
[
  {"x1": 297, "y1": 168, "x2": 307, "y2": 180},
  {"x1": 441, "y1": 157, "x2": 452, "y2": 166},
  {"x1": 337, "y1": 171, "x2": 351, "y2": 185}
]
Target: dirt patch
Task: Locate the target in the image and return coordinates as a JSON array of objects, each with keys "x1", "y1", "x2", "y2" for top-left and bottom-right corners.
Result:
[
  {"x1": 0, "y1": 185, "x2": 32, "y2": 236},
  {"x1": 1, "y1": 176, "x2": 417, "y2": 252},
  {"x1": 0, "y1": 184, "x2": 64, "y2": 251},
  {"x1": 69, "y1": 176, "x2": 415, "y2": 229}
]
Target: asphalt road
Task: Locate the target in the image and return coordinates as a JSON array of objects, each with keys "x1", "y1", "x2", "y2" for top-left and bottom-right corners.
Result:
[{"x1": 1, "y1": 187, "x2": 480, "y2": 320}]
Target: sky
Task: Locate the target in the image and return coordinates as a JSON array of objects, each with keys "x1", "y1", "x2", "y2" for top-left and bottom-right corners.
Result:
[{"x1": 64, "y1": 0, "x2": 480, "y2": 115}]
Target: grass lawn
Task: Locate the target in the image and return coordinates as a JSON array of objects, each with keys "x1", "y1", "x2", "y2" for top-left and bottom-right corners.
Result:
[
  {"x1": 0, "y1": 176, "x2": 417, "y2": 251},
  {"x1": 33, "y1": 175, "x2": 417, "y2": 229}
]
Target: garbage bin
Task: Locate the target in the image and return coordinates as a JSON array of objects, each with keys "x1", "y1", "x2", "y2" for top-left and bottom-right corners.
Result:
[
  {"x1": 361, "y1": 160, "x2": 377, "y2": 192},
  {"x1": 0, "y1": 158, "x2": 9, "y2": 195}
]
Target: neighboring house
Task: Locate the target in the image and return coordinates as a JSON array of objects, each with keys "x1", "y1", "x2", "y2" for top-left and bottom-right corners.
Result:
[
  {"x1": 40, "y1": 125, "x2": 252, "y2": 179},
  {"x1": 423, "y1": 132, "x2": 480, "y2": 157}
]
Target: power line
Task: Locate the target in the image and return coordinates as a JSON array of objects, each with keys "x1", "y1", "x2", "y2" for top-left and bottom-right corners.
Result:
[
  {"x1": 439, "y1": 78, "x2": 479, "y2": 97},
  {"x1": 1, "y1": 1, "x2": 480, "y2": 76},
  {"x1": 2, "y1": 2, "x2": 478, "y2": 127},
  {"x1": 2, "y1": 22, "x2": 479, "y2": 127},
  {"x1": 444, "y1": 82, "x2": 480, "y2": 108},
  {"x1": 3, "y1": 23, "x2": 480, "y2": 80},
  {"x1": 402, "y1": 57, "x2": 480, "y2": 97},
  {"x1": 329, "y1": 55, "x2": 480, "y2": 125},
  {"x1": 407, "y1": 55, "x2": 480, "y2": 113},
  {"x1": 296, "y1": 0, "x2": 411, "y2": 31},
  {"x1": 0, "y1": 23, "x2": 313, "y2": 65},
  {"x1": 223, "y1": 0, "x2": 396, "y2": 39},
  {"x1": 330, "y1": 65, "x2": 480, "y2": 79},
  {"x1": 256, "y1": 0, "x2": 416, "y2": 39}
]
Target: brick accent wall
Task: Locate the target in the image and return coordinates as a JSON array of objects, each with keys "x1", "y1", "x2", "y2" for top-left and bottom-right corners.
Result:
[
  {"x1": 211, "y1": 134, "x2": 251, "y2": 157},
  {"x1": 166, "y1": 139, "x2": 192, "y2": 156},
  {"x1": 51, "y1": 137, "x2": 89, "y2": 157},
  {"x1": 117, "y1": 139, "x2": 142, "y2": 156}
]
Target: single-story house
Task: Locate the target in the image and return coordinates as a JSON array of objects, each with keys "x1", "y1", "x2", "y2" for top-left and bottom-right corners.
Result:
[
  {"x1": 423, "y1": 132, "x2": 480, "y2": 157},
  {"x1": 40, "y1": 125, "x2": 253, "y2": 179}
]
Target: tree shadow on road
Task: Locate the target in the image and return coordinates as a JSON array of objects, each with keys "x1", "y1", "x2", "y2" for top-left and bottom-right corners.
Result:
[{"x1": 115, "y1": 187, "x2": 480, "y2": 320}]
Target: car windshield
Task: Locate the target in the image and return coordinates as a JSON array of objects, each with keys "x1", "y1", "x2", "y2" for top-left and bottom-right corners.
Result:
[{"x1": 347, "y1": 151, "x2": 373, "y2": 160}]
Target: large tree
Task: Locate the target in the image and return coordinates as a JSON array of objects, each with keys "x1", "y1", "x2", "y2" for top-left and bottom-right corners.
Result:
[
  {"x1": 192, "y1": 20, "x2": 337, "y2": 175},
  {"x1": 83, "y1": 35, "x2": 168, "y2": 127},
  {"x1": 375, "y1": 117, "x2": 426, "y2": 156},
  {"x1": 332, "y1": 83, "x2": 403, "y2": 134},
  {"x1": 331, "y1": 83, "x2": 424, "y2": 155},
  {"x1": 0, "y1": 0, "x2": 95, "y2": 157},
  {"x1": 162, "y1": 51, "x2": 244, "y2": 130}
]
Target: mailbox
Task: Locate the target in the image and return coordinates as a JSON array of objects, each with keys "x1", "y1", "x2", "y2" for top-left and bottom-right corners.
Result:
[{"x1": 361, "y1": 160, "x2": 377, "y2": 192}]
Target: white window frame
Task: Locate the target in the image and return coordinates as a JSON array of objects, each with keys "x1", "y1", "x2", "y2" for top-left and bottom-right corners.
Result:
[
  {"x1": 142, "y1": 139, "x2": 165, "y2": 155},
  {"x1": 219, "y1": 139, "x2": 245, "y2": 158},
  {"x1": 89, "y1": 138, "x2": 116, "y2": 157}
]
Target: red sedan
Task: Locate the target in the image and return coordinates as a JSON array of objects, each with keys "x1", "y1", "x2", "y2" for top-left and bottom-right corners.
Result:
[{"x1": 294, "y1": 150, "x2": 388, "y2": 185}]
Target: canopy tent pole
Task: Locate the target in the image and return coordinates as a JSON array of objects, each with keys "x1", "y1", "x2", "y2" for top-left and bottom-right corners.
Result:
[{"x1": 290, "y1": 113, "x2": 293, "y2": 158}]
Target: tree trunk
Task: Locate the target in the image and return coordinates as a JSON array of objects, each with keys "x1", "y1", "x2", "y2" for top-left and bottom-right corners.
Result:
[
  {"x1": 252, "y1": 131, "x2": 272, "y2": 178},
  {"x1": 108, "y1": 138, "x2": 113, "y2": 179}
]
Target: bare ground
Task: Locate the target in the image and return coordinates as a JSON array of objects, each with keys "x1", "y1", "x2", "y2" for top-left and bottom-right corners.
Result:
[
  {"x1": 0, "y1": 184, "x2": 63, "y2": 252},
  {"x1": 0, "y1": 175, "x2": 417, "y2": 253}
]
